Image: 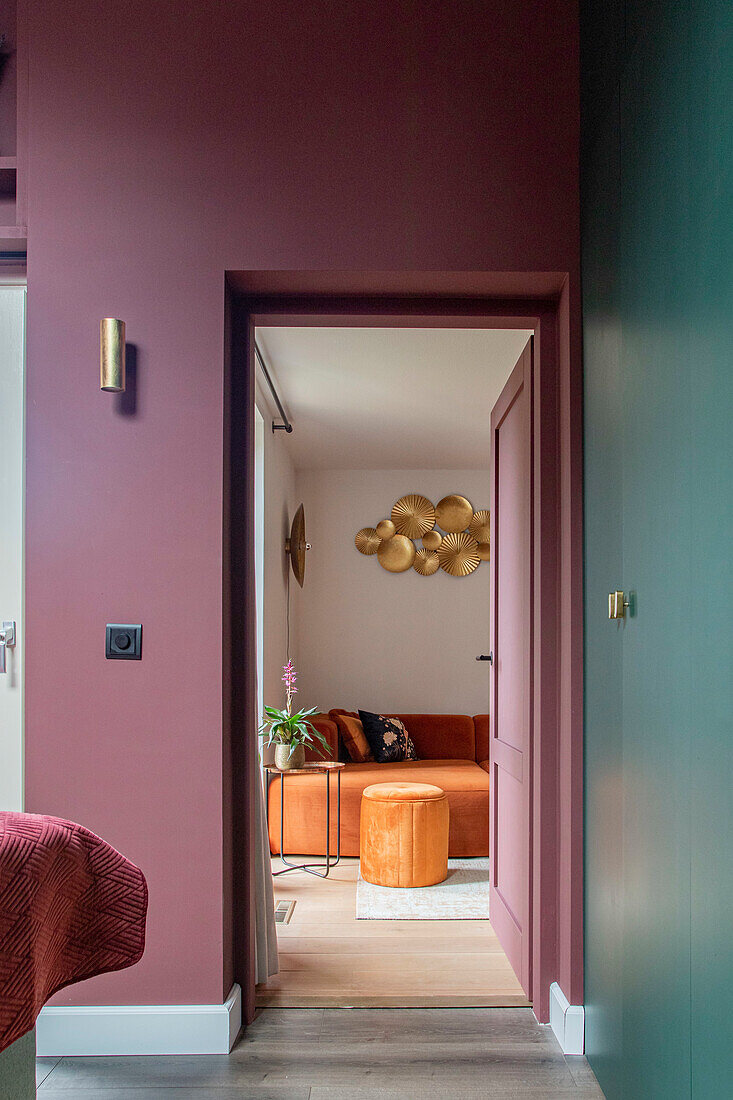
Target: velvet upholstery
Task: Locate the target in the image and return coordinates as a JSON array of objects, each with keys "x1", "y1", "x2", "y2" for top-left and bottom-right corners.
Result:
[
  {"x1": 360, "y1": 783, "x2": 449, "y2": 888},
  {"x1": 268, "y1": 758, "x2": 488, "y2": 858},
  {"x1": 358, "y1": 711, "x2": 418, "y2": 762},
  {"x1": 330, "y1": 711, "x2": 476, "y2": 761},
  {"x1": 473, "y1": 714, "x2": 490, "y2": 765},
  {"x1": 332, "y1": 713, "x2": 374, "y2": 763},
  {"x1": 363, "y1": 783, "x2": 446, "y2": 802}
]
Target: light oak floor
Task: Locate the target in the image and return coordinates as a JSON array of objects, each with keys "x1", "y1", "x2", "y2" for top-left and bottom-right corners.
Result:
[
  {"x1": 256, "y1": 857, "x2": 530, "y2": 1009},
  {"x1": 37, "y1": 1008, "x2": 605, "y2": 1098}
]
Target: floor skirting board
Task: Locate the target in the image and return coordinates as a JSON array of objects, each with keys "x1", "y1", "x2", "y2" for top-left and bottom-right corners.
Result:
[
  {"x1": 548, "y1": 981, "x2": 584, "y2": 1055},
  {"x1": 35, "y1": 983, "x2": 241, "y2": 1056}
]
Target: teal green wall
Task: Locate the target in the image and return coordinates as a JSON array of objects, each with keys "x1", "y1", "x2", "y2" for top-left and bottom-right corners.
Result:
[
  {"x1": 0, "y1": 1032, "x2": 36, "y2": 1099},
  {"x1": 582, "y1": 1, "x2": 733, "y2": 1096}
]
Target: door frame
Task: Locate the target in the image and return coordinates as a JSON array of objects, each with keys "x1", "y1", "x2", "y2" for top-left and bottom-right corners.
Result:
[
  {"x1": 489, "y1": 339, "x2": 534, "y2": 994},
  {"x1": 225, "y1": 276, "x2": 584, "y2": 1025},
  {"x1": 0, "y1": 282, "x2": 27, "y2": 814}
]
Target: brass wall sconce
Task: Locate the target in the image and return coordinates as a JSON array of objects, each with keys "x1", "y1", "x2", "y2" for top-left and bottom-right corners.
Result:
[
  {"x1": 100, "y1": 318, "x2": 126, "y2": 392},
  {"x1": 355, "y1": 494, "x2": 490, "y2": 578}
]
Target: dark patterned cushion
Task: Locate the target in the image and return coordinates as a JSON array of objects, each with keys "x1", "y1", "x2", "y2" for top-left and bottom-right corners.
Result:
[{"x1": 358, "y1": 711, "x2": 419, "y2": 763}]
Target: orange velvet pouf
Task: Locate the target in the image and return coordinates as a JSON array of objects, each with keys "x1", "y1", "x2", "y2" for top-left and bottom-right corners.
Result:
[{"x1": 360, "y1": 782, "x2": 450, "y2": 888}]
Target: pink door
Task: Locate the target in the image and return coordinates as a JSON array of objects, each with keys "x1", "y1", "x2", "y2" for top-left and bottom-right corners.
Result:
[{"x1": 489, "y1": 339, "x2": 533, "y2": 995}]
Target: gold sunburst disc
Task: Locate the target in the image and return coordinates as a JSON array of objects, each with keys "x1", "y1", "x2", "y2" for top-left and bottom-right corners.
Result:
[
  {"x1": 355, "y1": 527, "x2": 381, "y2": 555},
  {"x1": 413, "y1": 548, "x2": 440, "y2": 576},
  {"x1": 435, "y1": 494, "x2": 474, "y2": 533},
  {"x1": 477, "y1": 541, "x2": 491, "y2": 561},
  {"x1": 437, "y1": 531, "x2": 480, "y2": 576},
  {"x1": 391, "y1": 494, "x2": 435, "y2": 539},
  {"x1": 376, "y1": 519, "x2": 396, "y2": 540},
  {"x1": 468, "y1": 509, "x2": 490, "y2": 543}
]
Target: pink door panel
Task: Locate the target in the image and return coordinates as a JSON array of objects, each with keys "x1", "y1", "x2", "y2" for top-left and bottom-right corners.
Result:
[{"x1": 490, "y1": 339, "x2": 533, "y2": 995}]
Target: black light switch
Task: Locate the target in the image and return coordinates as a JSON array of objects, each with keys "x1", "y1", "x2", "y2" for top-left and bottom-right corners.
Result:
[{"x1": 106, "y1": 624, "x2": 142, "y2": 660}]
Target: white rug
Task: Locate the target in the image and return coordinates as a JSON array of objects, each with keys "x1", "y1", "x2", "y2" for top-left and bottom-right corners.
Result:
[{"x1": 356, "y1": 858, "x2": 490, "y2": 920}]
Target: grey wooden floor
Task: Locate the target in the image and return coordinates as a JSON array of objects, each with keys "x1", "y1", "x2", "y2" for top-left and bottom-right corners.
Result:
[{"x1": 36, "y1": 1008, "x2": 604, "y2": 1098}]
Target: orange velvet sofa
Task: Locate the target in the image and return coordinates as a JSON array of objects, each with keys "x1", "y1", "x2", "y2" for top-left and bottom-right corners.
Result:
[{"x1": 267, "y1": 711, "x2": 490, "y2": 858}]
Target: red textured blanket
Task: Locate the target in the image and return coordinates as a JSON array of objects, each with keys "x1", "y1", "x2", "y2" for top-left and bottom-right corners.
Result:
[{"x1": 0, "y1": 812, "x2": 147, "y2": 1052}]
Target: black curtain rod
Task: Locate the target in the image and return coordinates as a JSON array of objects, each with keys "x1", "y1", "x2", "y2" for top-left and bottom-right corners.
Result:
[{"x1": 254, "y1": 340, "x2": 293, "y2": 434}]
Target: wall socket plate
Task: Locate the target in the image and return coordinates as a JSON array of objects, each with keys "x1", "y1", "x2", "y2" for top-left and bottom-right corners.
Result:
[{"x1": 106, "y1": 624, "x2": 142, "y2": 660}]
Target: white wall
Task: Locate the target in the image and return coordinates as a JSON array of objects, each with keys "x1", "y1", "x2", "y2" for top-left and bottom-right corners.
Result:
[
  {"x1": 257, "y1": 393, "x2": 300, "y2": 716},
  {"x1": 294, "y1": 470, "x2": 491, "y2": 716}
]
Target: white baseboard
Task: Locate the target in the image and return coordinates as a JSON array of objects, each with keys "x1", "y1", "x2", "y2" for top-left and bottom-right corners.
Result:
[
  {"x1": 549, "y1": 981, "x2": 584, "y2": 1055},
  {"x1": 36, "y1": 983, "x2": 241, "y2": 1057}
]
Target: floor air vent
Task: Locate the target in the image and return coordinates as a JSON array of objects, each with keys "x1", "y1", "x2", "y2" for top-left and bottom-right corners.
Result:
[{"x1": 274, "y1": 900, "x2": 295, "y2": 925}]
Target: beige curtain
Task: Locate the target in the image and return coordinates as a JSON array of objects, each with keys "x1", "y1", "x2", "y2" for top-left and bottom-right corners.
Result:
[{"x1": 253, "y1": 767, "x2": 278, "y2": 983}]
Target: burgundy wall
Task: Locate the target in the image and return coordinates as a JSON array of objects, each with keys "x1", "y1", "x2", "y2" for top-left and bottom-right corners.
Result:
[{"x1": 24, "y1": 0, "x2": 579, "y2": 1006}]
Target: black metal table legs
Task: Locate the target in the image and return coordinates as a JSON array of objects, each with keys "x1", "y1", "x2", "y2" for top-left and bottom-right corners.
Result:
[{"x1": 268, "y1": 768, "x2": 342, "y2": 878}]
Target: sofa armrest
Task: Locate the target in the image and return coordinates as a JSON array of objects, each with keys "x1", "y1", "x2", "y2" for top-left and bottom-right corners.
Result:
[
  {"x1": 478, "y1": 759, "x2": 490, "y2": 774},
  {"x1": 473, "y1": 715, "x2": 490, "y2": 764},
  {"x1": 304, "y1": 715, "x2": 339, "y2": 763}
]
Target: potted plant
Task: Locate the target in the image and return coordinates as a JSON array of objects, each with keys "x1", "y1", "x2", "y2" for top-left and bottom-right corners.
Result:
[{"x1": 259, "y1": 660, "x2": 332, "y2": 770}]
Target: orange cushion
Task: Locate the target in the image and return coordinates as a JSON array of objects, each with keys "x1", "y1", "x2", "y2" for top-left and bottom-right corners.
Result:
[
  {"x1": 478, "y1": 759, "x2": 489, "y2": 773},
  {"x1": 333, "y1": 713, "x2": 374, "y2": 763},
  {"x1": 363, "y1": 782, "x2": 445, "y2": 802}
]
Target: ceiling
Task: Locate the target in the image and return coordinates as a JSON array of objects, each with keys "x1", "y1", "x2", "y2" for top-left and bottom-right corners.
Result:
[{"x1": 255, "y1": 327, "x2": 532, "y2": 469}]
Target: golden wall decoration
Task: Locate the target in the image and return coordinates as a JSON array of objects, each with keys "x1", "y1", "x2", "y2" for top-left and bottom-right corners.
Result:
[
  {"x1": 355, "y1": 494, "x2": 489, "y2": 578},
  {"x1": 468, "y1": 509, "x2": 490, "y2": 542},
  {"x1": 377, "y1": 534, "x2": 416, "y2": 573},
  {"x1": 437, "y1": 531, "x2": 481, "y2": 576},
  {"x1": 352, "y1": 497, "x2": 484, "y2": 580},
  {"x1": 391, "y1": 494, "x2": 436, "y2": 538},
  {"x1": 469, "y1": 510, "x2": 490, "y2": 561},
  {"x1": 355, "y1": 527, "x2": 381, "y2": 555},
  {"x1": 422, "y1": 530, "x2": 442, "y2": 551},
  {"x1": 435, "y1": 494, "x2": 474, "y2": 533},
  {"x1": 413, "y1": 548, "x2": 440, "y2": 576}
]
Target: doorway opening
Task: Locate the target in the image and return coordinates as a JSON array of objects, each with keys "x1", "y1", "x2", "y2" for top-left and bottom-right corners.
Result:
[
  {"x1": 226, "y1": 277, "x2": 584, "y2": 1027},
  {"x1": 251, "y1": 324, "x2": 531, "y2": 1008}
]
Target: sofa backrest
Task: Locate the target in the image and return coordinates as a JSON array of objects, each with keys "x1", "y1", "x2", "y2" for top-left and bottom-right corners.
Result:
[{"x1": 329, "y1": 709, "x2": 477, "y2": 761}]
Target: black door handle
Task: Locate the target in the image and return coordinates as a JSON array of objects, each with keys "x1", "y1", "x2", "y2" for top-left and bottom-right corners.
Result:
[{"x1": 476, "y1": 653, "x2": 493, "y2": 663}]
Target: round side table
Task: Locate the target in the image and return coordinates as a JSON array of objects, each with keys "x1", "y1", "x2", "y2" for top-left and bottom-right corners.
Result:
[{"x1": 265, "y1": 761, "x2": 345, "y2": 878}]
